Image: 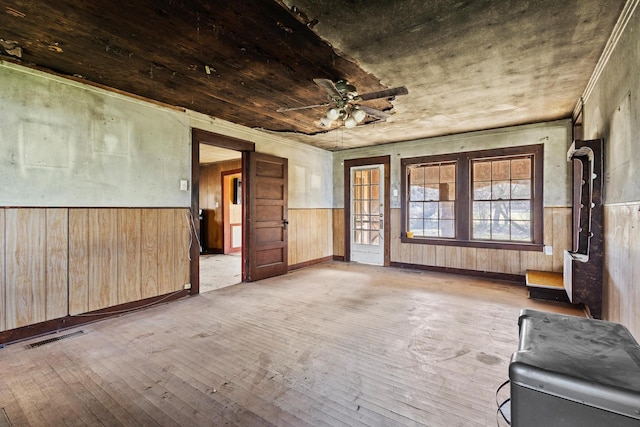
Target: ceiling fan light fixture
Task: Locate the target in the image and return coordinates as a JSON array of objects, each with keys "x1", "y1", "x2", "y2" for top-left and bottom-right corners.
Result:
[
  {"x1": 326, "y1": 107, "x2": 340, "y2": 121},
  {"x1": 320, "y1": 116, "x2": 334, "y2": 127},
  {"x1": 352, "y1": 108, "x2": 366, "y2": 123},
  {"x1": 344, "y1": 116, "x2": 358, "y2": 129}
]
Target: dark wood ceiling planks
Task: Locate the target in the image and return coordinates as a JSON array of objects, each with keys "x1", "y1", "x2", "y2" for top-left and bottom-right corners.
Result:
[{"x1": 0, "y1": 0, "x2": 391, "y2": 134}]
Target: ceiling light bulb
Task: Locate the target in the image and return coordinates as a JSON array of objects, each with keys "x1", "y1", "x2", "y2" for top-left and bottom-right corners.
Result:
[
  {"x1": 326, "y1": 108, "x2": 340, "y2": 121},
  {"x1": 320, "y1": 116, "x2": 334, "y2": 127},
  {"x1": 352, "y1": 108, "x2": 366, "y2": 123},
  {"x1": 344, "y1": 116, "x2": 358, "y2": 129}
]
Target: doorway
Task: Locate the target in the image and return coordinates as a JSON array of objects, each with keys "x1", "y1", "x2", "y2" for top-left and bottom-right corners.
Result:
[
  {"x1": 191, "y1": 129, "x2": 255, "y2": 294},
  {"x1": 350, "y1": 164, "x2": 385, "y2": 265},
  {"x1": 190, "y1": 130, "x2": 290, "y2": 293},
  {"x1": 343, "y1": 156, "x2": 391, "y2": 266}
]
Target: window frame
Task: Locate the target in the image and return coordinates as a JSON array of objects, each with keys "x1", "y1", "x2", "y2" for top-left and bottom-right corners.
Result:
[{"x1": 400, "y1": 144, "x2": 544, "y2": 251}]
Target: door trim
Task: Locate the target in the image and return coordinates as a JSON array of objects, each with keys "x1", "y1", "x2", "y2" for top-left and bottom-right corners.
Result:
[
  {"x1": 343, "y1": 155, "x2": 390, "y2": 266},
  {"x1": 222, "y1": 168, "x2": 242, "y2": 254},
  {"x1": 191, "y1": 129, "x2": 255, "y2": 295}
]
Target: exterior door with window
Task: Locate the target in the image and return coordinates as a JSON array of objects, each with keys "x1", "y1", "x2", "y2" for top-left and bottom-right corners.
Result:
[{"x1": 351, "y1": 165, "x2": 384, "y2": 265}]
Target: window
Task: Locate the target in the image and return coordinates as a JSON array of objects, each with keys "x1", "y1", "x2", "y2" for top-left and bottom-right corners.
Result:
[
  {"x1": 352, "y1": 167, "x2": 381, "y2": 246},
  {"x1": 408, "y1": 162, "x2": 456, "y2": 238},
  {"x1": 401, "y1": 145, "x2": 543, "y2": 250}
]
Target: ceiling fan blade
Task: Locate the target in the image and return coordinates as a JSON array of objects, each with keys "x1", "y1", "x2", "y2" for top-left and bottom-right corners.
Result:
[
  {"x1": 359, "y1": 105, "x2": 391, "y2": 120},
  {"x1": 277, "y1": 102, "x2": 330, "y2": 112},
  {"x1": 313, "y1": 78, "x2": 342, "y2": 98},
  {"x1": 359, "y1": 86, "x2": 408, "y2": 101}
]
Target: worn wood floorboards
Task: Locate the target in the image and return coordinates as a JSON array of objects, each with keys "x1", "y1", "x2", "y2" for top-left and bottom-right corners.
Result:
[{"x1": 0, "y1": 262, "x2": 583, "y2": 426}]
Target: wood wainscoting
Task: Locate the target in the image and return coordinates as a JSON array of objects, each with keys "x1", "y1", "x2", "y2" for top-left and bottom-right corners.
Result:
[
  {"x1": 0, "y1": 208, "x2": 190, "y2": 336},
  {"x1": 332, "y1": 207, "x2": 571, "y2": 277},
  {"x1": 603, "y1": 203, "x2": 640, "y2": 338},
  {"x1": 288, "y1": 209, "x2": 333, "y2": 269}
]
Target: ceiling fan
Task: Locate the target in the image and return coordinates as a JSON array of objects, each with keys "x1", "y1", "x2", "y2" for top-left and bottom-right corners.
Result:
[{"x1": 277, "y1": 78, "x2": 409, "y2": 129}]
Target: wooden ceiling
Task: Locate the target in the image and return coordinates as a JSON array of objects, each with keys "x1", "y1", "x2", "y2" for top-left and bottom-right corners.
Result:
[{"x1": 0, "y1": 1, "x2": 627, "y2": 150}]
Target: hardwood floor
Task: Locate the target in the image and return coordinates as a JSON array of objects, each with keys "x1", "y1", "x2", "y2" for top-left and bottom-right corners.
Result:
[{"x1": 0, "y1": 262, "x2": 583, "y2": 426}]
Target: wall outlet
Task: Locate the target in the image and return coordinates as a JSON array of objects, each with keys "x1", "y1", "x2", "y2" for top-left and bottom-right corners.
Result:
[
  {"x1": 184, "y1": 283, "x2": 191, "y2": 290},
  {"x1": 179, "y1": 179, "x2": 189, "y2": 191},
  {"x1": 544, "y1": 245, "x2": 553, "y2": 255}
]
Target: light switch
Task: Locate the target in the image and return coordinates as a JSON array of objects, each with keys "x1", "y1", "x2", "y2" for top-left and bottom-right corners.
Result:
[{"x1": 179, "y1": 179, "x2": 189, "y2": 191}]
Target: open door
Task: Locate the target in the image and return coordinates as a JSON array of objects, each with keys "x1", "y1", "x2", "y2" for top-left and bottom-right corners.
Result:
[{"x1": 246, "y1": 152, "x2": 288, "y2": 281}]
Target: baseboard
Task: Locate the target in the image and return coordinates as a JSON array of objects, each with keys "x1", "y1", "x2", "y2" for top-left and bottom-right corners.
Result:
[
  {"x1": 390, "y1": 262, "x2": 525, "y2": 284},
  {"x1": 288, "y1": 256, "x2": 334, "y2": 271},
  {"x1": 0, "y1": 289, "x2": 190, "y2": 346},
  {"x1": 333, "y1": 255, "x2": 345, "y2": 261}
]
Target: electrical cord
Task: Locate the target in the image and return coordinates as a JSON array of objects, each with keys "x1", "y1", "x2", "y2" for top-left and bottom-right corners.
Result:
[{"x1": 495, "y1": 379, "x2": 511, "y2": 426}]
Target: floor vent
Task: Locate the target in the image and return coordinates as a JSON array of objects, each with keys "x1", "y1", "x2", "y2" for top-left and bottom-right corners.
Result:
[{"x1": 26, "y1": 330, "x2": 84, "y2": 349}]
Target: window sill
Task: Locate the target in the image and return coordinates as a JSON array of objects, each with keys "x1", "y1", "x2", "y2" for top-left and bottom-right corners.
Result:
[{"x1": 400, "y1": 236, "x2": 544, "y2": 252}]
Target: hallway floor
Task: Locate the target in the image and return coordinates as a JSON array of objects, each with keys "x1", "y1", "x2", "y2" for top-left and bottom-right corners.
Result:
[{"x1": 200, "y1": 253, "x2": 242, "y2": 293}]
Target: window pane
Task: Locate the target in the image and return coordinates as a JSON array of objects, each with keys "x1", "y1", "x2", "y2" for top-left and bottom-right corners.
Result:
[
  {"x1": 491, "y1": 201, "x2": 509, "y2": 220},
  {"x1": 511, "y1": 158, "x2": 531, "y2": 179},
  {"x1": 425, "y1": 166, "x2": 440, "y2": 183},
  {"x1": 440, "y1": 202, "x2": 455, "y2": 220},
  {"x1": 424, "y1": 184, "x2": 440, "y2": 200},
  {"x1": 371, "y1": 184, "x2": 379, "y2": 199},
  {"x1": 440, "y1": 220, "x2": 455, "y2": 238},
  {"x1": 511, "y1": 221, "x2": 531, "y2": 241},
  {"x1": 410, "y1": 184, "x2": 425, "y2": 201},
  {"x1": 371, "y1": 168, "x2": 379, "y2": 183},
  {"x1": 409, "y1": 202, "x2": 424, "y2": 218},
  {"x1": 511, "y1": 180, "x2": 531, "y2": 199},
  {"x1": 371, "y1": 232, "x2": 380, "y2": 246},
  {"x1": 473, "y1": 220, "x2": 491, "y2": 239},
  {"x1": 439, "y1": 183, "x2": 453, "y2": 201},
  {"x1": 511, "y1": 201, "x2": 531, "y2": 220},
  {"x1": 440, "y1": 164, "x2": 455, "y2": 182},
  {"x1": 474, "y1": 181, "x2": 492, "y2": 200},
  {"x1": 371, "y1": 203, "x2": 380, "y2": 214},
  {"x1": 355, "y1": 170, "x2": 362, "y2": 183},
  {"x1": 410, "y1": 167, "x2": 425, "y2": 185},
  {"x1": 354, "y1": 230, "x2": 362, "y2": 244},
  {"x1": 409, "y1": 218, "x2": 423, "y2": 234},
  {"x1": 473, "y1": 162, "x2": 491, "y2": 181},
  {"x1": 492, "y1": 160, "x2": 510, "y2": 180},
  {"x1": 424, "y1": 202, "x2": 439, "y2": 219},
  {"x1": 354, "y1": 185, "x2": 361, "y2": 199},
  {"x1": 423, "y1": 220, "x2": 439, "y2": 237},
  {"x1": 491, "y1": 219, "x2": 510, "y2": 240},
  {"x1": 362, "y1": 200, "x2": 370, "y2": 214},
  {"x1": 361, "y1": 230, "x2": 370, "y2": 244},
  {"x1": 362, "y1": 185, "x2": 370, "y2": 199},
  {"x1": 371, "y1": 219, "x2": 380, "y2": 230},
  {"x1": 473, "y1": 201, "x2": 491, "y2": 220},
  {"x1": 492, "y1": 180, "x2": 510, "y2": 199}
]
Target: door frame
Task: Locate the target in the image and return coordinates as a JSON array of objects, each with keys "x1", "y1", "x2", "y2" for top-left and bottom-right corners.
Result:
[
  {"x1": 343, "y1": 155, "x2": 391, "y2": 266},
  {"x1": 191, "y1": 129, "x2": 255, "y2": 295},
  {"x1": 221, "y1": 168, "x2": 242, "y2": 254}
]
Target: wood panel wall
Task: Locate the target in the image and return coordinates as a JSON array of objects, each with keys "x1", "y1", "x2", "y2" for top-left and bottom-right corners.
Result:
[
  {"x1": 332, "y1": 208, "x2": 344, "y2": 258},
  {"x1": 332, "y1": 207, "x2": 571, "y2": 276},
  {"x1": 199, "y1": 160, "x2": 242, "y2": 251},
  {"x1": 389, "y1": 208, "x2": 571, "y2": 275},
  {"x1": 288, "y1": 209, "x2": 332, "y2": 267},
  {"x1": 1, "y1": 208, "x2": 190, "y2": 332},
  {"x1": 603, "y1": 203, "x2": 640, "y2": 338}
]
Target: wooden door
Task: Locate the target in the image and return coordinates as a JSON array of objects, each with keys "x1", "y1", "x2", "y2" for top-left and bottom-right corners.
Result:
[{"x1": 246, "y1": 152, "x2": 288, "y2": 281}]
